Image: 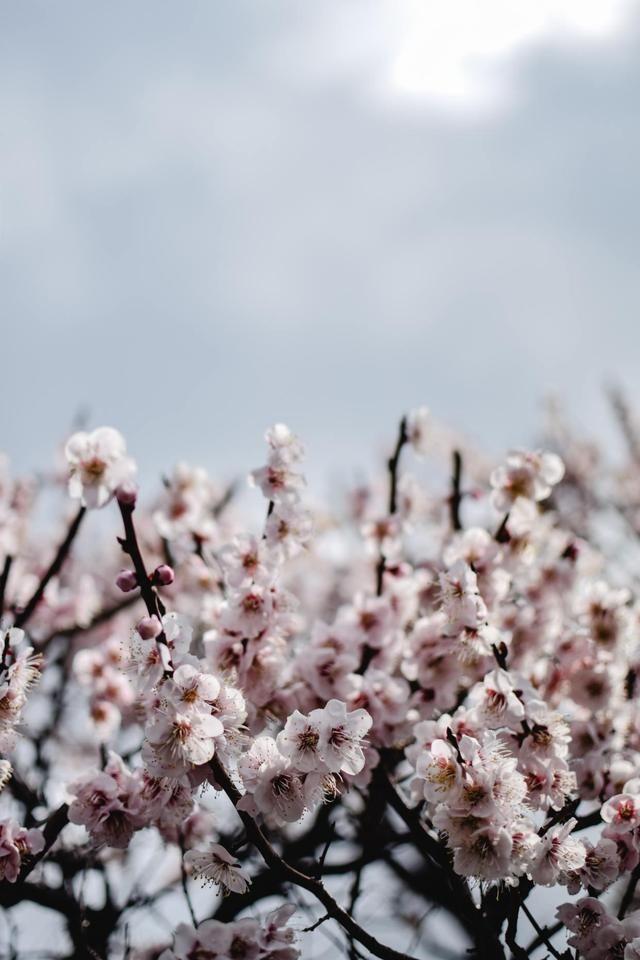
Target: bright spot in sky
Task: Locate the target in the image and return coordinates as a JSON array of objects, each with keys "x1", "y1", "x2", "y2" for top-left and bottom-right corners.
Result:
[{"x1": 382, "y1": 0, "x2": 634, "y2": 110}]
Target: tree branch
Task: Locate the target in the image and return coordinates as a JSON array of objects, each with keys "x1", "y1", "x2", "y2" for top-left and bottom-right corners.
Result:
[
  {"x1": 1, "y1": 802, "x2": 69, "y2": 890},
  {"x1": 619, "y1": 864, "x2": 640, "y2": 919},
  {"x1": 449, "y1": 450, "x2": 463, "y2": 532},
  {"x1": 208, "y1": 756, "x2": 420, "y2": 960},
  {"x1": 14, "y1": 507, "x2": 86, "y2": 629},
  {"x1": 36, "y1": 592, "x2": 140, "y2": 651},
  {"x1": 0, "y1": 554, "x2": 13, "y2": 617}
]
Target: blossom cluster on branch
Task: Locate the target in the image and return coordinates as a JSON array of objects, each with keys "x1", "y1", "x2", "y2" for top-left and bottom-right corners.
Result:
[{"x1": 3, "y1": 403, "x2": 640, "y2": 960}]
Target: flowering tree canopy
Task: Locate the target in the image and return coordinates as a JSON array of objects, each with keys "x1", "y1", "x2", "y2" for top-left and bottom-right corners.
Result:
[{"x1": 3, "y1": 403, "x2": 640, "y2": 960}]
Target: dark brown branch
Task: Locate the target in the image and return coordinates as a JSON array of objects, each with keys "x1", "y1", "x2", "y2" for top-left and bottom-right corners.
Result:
[
  {"x1": 375, "y1": 416, "x2": 408, "y2": 594},
  {"x1": 378, "y1": 768, "x2": 506, "y2": 959},
  {"x1": 505, "y1": 899, "x2": 528, "y2": 960},
  {"x1": 519, "y1": 901, "x2": 564, "y2": 960},
  {"x1": 14, "y1": 507, "x2": 86, "y2": 628},
  {"x1": 449, "y1": 450, "x2": 463, "y2": 532},
  {"x1": 362, "y1": 417, "x2": 408, "y2": 672},
  {"x1": 7, "y1": 803, "x2": 69, "y2": 886},
  {"x1": 494, "y1": 513, "x2": 510, "y2": 544},
  {"x1": 0, "y1": 554, "x2": 13, "y2": 616},
  {"x1": 179, "y1": 835, "x2": 199, "y2": 926},
  {"x1": 303, "y1": 912, "x2": 331, "y2": 933},
  {"x1": 117, "y1": 501, "x2": 171, "y2": 667},
  {"x1": 35, "y1": 592, "x2": 140, "y2": 651},
  {"x1": 525, "y1": 920, "x2": 563, "y2": 956},
  {"x1": 208, "y1": 756, "x2": 419, "y2": 960},
  {"x1": 388, "y1": 416, "x2": 408, "y2": 518},
  {"x1": 619, "y1": 864, "x2": 640, "y2": 918},
  {"x1": 573, "y1": 809, "x2": 602, "y2": 832}
]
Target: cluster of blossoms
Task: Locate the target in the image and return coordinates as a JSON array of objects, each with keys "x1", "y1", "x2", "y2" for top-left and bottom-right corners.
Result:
[
  {"x1": 408, "y1": 680, "x2": 584, "y2": 884},
  {"x1": 5, "y1": 407, "x2": 640, "y2": 960},
  {"x1": 557, "y1": 898, "x2": 640, "y2": 960},
  {"x1": 159, "y1": 905, "x2": 298, "y2": 960},
  {"x1": 237, "y1": 699, "x2": 372, "y2": 823}
]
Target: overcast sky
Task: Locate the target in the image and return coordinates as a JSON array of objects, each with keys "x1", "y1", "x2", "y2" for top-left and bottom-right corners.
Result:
[{"x1": 3, "y1": 1, "x2": 640, "y2": 492}]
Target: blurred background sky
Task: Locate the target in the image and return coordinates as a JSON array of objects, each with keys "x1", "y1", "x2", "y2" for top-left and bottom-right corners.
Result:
[{"x1": 3, "y1": 0, "x2": 640, "y2": 491}]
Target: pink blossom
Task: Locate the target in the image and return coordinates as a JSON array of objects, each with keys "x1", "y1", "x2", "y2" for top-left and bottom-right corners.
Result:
[
  {"x1": 602, "y1": 793, "x2": 640, "y2": 832},
  {"x1": 0, "y1": 819, "x2": 44, "y2": 882},
  {"x1": 490, "y1": 449, "x2": 564, "y2": 512},
  {"x1": 185, "y1": 842, "x2": 251, "y2": 894},
  {"x1": 65, "y1": 426, "x2": 136, "y2": 509}
]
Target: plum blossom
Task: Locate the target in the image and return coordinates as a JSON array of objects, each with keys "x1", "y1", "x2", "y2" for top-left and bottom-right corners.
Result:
[
  {"x1": 220, "y1": 534, "x2": 274, "y2": 588},
  {"x1": 453, "y1": 824, "x2": 513, "y2": 881},
  {"x1": 414, "y1": 738, "x2": 463, "y2": 802},
  {"x1": 68, "y1": 753, "x2": 145, "y2": 849},
  {"x1": 528, "y1": 819, "x2": 586, "y2": 886},
  {"x1": 276, "y1": 700, "x2": 372, "y2": 776},
  {"x1": 466, "y1": 668, "x2": 525, "y2": 729},
  {"x1": 142, "y1": 707, "x2": 224, "y2": 778},
  {"x1": 238, "y1": 736, "x2": 306, "y2": 824},
  {"x1": 163, "y1": 663, "x2": 221, "y2": 715},
  {"x1": 276, "y1": 709, "x2": 323, "y2": 773},
  {"x1": 490, "y1": 448, "x2": 564, "y2": 512},
  {"x1": 65, "y1": 426, "x2": 136, "y2": 508},
  {"x1": 556, "y1": 898, "x2": 611, "y2": 953},
  {"x1": 566, "y1": 836, "x2": 620, "y2": 893},
  {"x1": 185, "y1": 842, "x2": 251, "y2": 894},
  {"x1": 0, "y1": 819, "x2": 44, "y2": 882},
  {"x1": 259, "y1": 904, "x2": 300, "y2": 959},
  {"x1": 315, "y1": 699, "x2": 373, "y2": 775},
  {"x1": 153, "y1": 462, "x2": 218, "y2": 541},
  {"x1": 602, "y1": 792, "x2": 640, "y2": 832},
  {"x1": 264, "y1": 500, "x2": 313, "y2": 558}
]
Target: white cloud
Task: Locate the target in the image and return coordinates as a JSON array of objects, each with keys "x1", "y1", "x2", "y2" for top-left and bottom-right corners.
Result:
[{"x1": 286, "y1": 0, "x2": 637, "y2": 113}]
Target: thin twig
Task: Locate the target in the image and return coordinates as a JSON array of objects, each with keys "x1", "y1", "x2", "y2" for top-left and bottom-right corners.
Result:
[
  {"x1": 179, "y1": 836, "x2": 198, "y2": 927},
  {"x1": 35, "y1": 592, "x2": 140, "y2": 651},
  {"x1": 375, "y1": 416, "x2": 408, "y2": 596},
  {"x1": 525, "y1": 920, "x2": 563, "y2": 956},
  {"x1": 303, "y1": 913, "x2": 330, "y2": 933},
  {"x1": 14, "y1": 507, "x2": 86, "y2": 628},
  {"x1": 361, "y1": 417, "x2": 408, "y2": 673},
  {"x1": 520, "y1": 900, "x2": 564, "y2": 960}
]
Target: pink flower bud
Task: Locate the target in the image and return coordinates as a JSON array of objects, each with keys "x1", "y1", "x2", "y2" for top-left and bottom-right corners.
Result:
[
  {"x1": 116, "y1": 482, "x2": 138, "y2": 507},
  {"x1": 137, "y1": 616, "x2": 161, "y2": 640},
  {"x1": 154, "y1": 564, "x2": 175, "y2": 586},
  {"x1": 116, "y1": 569, "x2": 138, "y2": 593}
]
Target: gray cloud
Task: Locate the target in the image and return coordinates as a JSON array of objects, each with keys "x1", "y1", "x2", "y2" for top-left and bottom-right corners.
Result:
[{"x1": 3, "y1": 1, "x2": 640, "y2": 490}]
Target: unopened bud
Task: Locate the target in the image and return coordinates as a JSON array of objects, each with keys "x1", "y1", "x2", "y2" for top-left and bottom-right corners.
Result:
[
  {"x1": 154, "y1": 564, "x2": 175, "y2": 586},
  {"x1": 116, "y1": 569, "x2": 138, "y2": 593},
  {"x1": 116, "y1": 482, "x2": 138, "y2": 507},
  {"x1": 137, "y1": 616, "x2": 162, "y2": 640}
]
